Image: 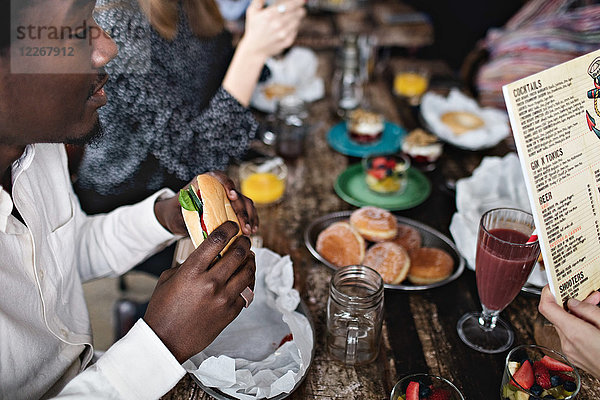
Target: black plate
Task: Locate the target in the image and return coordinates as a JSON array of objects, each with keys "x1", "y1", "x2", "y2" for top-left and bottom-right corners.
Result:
[{"x1": 304, "y1": 211, "x2": 465, "y2": 290}]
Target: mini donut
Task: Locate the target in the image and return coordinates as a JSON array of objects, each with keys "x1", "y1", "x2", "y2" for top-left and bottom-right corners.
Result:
[
  {"x1": 363, "y1": 242, "x2": 411, "y2": 284},
  {"x1": 316, "y1": 222, "x2": 365, "y2": 267},
  {"x1": 392, "y1": 224, "x2": 422, "y2": 254},
  {"x1": 408, "y1": 247, "x2": 454, "y2": 285},
  {"x1": 440, "y1": 111, "x2": 484, "y2": 135},
  {"x1": 349, "y1": 206, "x2": 398, "y2": 242}
]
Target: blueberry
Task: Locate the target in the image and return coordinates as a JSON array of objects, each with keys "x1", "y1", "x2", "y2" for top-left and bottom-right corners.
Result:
[
  {"x1": 530, "y1": 384, "x2": 543, "y2": 396},
  {"x1": 550, "y1": 375, "x2": 562, "y2": 387},
  {"x1": 419, "y1": 386, "x2": 431, "y2": 398},
  {"x1": 563, "y1": 380, "x2": 577, "y2": 392}
]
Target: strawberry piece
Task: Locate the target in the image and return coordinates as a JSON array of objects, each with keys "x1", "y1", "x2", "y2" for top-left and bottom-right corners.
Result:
[
  {"x1": 554, "y1": 372, "x2": 575, "y2": 382},
  {"x1": 405, "y1": 381, "x2": 419, "y2": 400},
  {"x1": 372, "y1": 157, "x2": 388, "y2": 169},
  {"x1": 511, "y1": 360, "x2": 534, "y2": 389},
  {"x1": 368, "y1": 168, "x2": 386, "y2": 180},
  {"x1": 541, "y1": 355, "x2": 574, "y2": 372},
  {"x1": 385, "y1": 158, "x2": 397, "y2": 169},
  {"x1": 429, "y1": 388, "x2": 452, "y2": 400},
  {"x1": 533, "y1": 360, "x2": 551, "y2": 389}
]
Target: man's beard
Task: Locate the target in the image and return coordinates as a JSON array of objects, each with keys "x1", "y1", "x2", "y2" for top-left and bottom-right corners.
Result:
[
  {"x1": 65, "y1": 118, "x2": 105, "y2": 146},
  {"x1": 65, "y1": 69, "x2": 108, "y2": 146}
]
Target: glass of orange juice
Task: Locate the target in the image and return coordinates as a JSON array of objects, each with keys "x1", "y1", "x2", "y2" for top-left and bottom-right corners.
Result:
[
  {"x1": 239, "y1": 158, "x2": 287, "y2": 205},
  {"x1": 393, "y1": 67, "x2": 430, "y2": 106}
]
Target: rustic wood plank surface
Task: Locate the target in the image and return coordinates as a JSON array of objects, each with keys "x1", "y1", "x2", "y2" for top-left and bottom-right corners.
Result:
[
  {"x1": 295, "y1": 0, "x2": 433, "y2": 50},
  {"x1": 163, "y1": 50, "x2": 600, "y2": 400}
]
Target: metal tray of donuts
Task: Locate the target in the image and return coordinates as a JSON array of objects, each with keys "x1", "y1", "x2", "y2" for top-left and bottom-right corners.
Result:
[{"x1": 304, "y1": 211, "x2": 465, "y2": 291}]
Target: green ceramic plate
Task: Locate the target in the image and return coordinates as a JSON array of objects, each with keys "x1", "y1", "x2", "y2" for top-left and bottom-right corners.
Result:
[{"x1": 334, "y1": 164, "x2": 431, "y2": 210}]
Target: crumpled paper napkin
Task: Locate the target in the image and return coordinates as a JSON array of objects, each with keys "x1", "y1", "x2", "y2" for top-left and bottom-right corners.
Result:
[
  {"x1": 250, "y1": 47, "x2": 324, "y2": 113},
  {"x1": 421, "y1": 88, "x2": 509, "y2": 150},
  {"x1": 183, "y1": 247, "x2": 313, "y2": 399},
  {"x1": 449, "y1": 153, "x2": 547, "y2": 287}
]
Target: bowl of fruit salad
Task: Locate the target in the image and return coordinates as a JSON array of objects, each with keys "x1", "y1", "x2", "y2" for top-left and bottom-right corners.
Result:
[
  {"x1": 363, "y1": 154, "x2": 411, "y2": 195},
  {"x1": 390, "y1": 373, "x2": 465, "y2": 400},
  {"x1": 502, "y1": 344, "x2": 580, "y2": 400}
]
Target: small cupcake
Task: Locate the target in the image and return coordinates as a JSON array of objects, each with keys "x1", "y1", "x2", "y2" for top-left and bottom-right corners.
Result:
[{"x1": 347, "y1": 109, "x2": 385, "y2": 144}]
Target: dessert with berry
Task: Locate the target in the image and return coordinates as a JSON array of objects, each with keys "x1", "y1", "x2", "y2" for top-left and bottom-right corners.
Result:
[
  {"x1": 347, "y1": 109, "x2": 385, "y2": 144},
  {"x1": 501, "y1": 346, "x2": 580, "y2": 400},
  {"x1": 363, "y1": 154, "x2": 410, "y2": 195},
  {"x1": 401, "y1": 128, "x2": 442, "y2": 169},
  {"x1": 391, "y1": 374, "x2": 464, "y2": 400}
]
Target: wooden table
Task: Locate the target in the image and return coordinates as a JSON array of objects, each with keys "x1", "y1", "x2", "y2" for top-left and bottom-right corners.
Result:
[
  {"x1": 163, "y1": 53, "x2": 600, "y2": 399},
  {"x1": 295, "y1": 1, "x2": 433, "y2": 50},
  {"x1": 228, "y1": 0, "x2": 433, "y2": 51}
]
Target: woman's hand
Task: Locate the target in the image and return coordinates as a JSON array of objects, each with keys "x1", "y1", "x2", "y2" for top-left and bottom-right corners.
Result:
[
  {"x1": 538, "y1": 285, "x2": 600, "y2": 379},
  {"x1": 222, "y1": 0, "x2": 306, "y2": 106},
  {"x1": 241, "y1": 0, "x2": 306, "y2": 60}
]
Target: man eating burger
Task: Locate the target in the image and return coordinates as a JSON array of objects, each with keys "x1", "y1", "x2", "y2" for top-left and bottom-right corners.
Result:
[{"x1": 0, "y1": 0, "x2": 258, "y2": 398}]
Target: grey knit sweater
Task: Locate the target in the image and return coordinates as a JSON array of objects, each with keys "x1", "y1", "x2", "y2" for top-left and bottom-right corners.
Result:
[{"x1": 76, "y1": 0, "x2": 258, "y2": 211}]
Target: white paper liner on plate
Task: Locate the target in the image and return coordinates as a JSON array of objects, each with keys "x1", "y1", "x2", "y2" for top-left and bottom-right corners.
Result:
[
  {"x1": 420, "y1": 88, "x2": 509, "y2": 150},
  {"x1": 183, "y1": 247, "x2": 313, "y2": 399},
  {"x1": 449, "y1": 153, "x2": 547, "y2": 287},
  {"x1": 250, "y1": 47, "x2": 325, "y2": 113}
]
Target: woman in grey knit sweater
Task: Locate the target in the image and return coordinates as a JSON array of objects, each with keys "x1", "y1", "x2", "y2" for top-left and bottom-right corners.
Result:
[{"x1": 76, "y1": 0, "x2": 305, "y2": 214}]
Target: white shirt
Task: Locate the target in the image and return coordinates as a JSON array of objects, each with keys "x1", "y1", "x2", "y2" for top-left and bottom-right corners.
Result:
[{"x1": 0, "y1": 144, "x2": 186, "y2": 399}]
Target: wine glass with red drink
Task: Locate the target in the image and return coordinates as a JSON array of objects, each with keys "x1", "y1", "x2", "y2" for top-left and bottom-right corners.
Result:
[{"x1": 457, "y1": 208, "x2": 540, "y2": 353}]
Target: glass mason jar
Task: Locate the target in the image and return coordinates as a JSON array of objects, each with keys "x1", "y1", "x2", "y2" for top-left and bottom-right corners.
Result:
[
  {"x1": 275, "y1": 95, "x2": 308, "y2": 160},
  {"x1": 326, "y1": 265, "x2": 384, "y2": 365}
]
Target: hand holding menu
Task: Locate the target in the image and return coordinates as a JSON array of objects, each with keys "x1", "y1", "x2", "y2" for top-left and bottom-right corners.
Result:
[{"x1": 503, "y1": 49, "x2": 600, "y2": 305}]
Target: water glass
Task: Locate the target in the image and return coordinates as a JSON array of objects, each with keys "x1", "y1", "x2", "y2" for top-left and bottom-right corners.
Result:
[
  {"x1": 275, "y1": 95, "x2": 308, "y2": 160},
  {"x1": 333, "y1": 34, "x2": 363, "y2": 117},
  {"x1": 327, "y1": 265, "x2": 384, "y2": 365}
]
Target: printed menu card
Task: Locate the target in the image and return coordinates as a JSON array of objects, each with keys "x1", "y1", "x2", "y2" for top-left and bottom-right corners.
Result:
[{"x1": 503, "y1": 48, "x2": 600, "y2": 305}]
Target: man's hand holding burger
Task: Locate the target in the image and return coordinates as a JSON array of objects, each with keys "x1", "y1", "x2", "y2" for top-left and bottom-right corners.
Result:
[
  {"x1": 145, "y1": 172, "x2": 259, "y2": 363},
  {"x1": 154, "y1": 171, "x2": 259, "y2": 237},
  {"x1": 144, "y1": 221, "x2": 256, "y2": 363}
]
